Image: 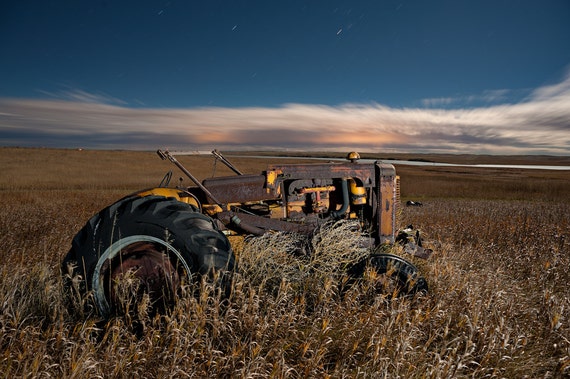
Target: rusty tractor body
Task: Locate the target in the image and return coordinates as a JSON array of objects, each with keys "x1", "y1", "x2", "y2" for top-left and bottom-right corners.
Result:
[{"x1": 63, "y1": 150, "x2": 430, "y2": 318}]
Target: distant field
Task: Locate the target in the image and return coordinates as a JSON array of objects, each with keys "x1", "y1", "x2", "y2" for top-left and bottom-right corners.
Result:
[
  {"x1": 2, "y1": 146, "x2": 568, "y2": 201},
  {"x1": 1, "y1": 147, "x2": 569, "y2": 377}
]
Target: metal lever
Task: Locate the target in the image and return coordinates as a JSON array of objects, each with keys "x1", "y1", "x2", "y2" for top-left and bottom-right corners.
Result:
[
  {"x1": 211, "y1": 149, "x2": 243, "y2": 175},
  {"x1": 156, "y1": 149, "x2": 224, "y2": 207}
]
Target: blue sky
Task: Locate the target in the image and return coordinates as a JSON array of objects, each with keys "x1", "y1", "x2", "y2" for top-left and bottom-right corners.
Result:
[{"x1": 1, "y1": 1, "x2": 569, "y2": 154}]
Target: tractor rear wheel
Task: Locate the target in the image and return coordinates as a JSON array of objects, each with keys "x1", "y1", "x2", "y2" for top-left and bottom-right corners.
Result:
[{"x1": 62, "y1": 195, "x2": 235, "y2": 318}]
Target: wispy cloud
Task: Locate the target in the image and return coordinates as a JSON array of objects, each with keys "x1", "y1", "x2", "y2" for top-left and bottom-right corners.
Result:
[
  {"x1": 1, "y1": 73, "x2": 569, "y2": 155},
  {"x1": 421, "y1": 89, "x2": 515, "y2": 108},
  {"x1": 528, "y1": 72, "x2": 570, "y2": 102},
  {"x1": 36, "y1": 87, "x2": 128, "y2": 105}
]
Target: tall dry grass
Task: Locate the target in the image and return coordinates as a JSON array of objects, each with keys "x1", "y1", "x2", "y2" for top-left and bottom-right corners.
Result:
[{"x1": 1, "y1": 148, "x2": 569, "y2": 377}]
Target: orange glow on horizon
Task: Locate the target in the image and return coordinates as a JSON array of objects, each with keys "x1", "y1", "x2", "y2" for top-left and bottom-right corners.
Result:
[{"x1": 318, "y1": 130, "x2": 405, "y2": 146}]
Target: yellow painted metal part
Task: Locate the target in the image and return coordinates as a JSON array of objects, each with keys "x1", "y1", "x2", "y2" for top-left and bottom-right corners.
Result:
[
  {"x1": 299, "y1": 185, "x2": 336, "y2": 193},
  {"x1": 346, "y1": 151, "x2": 361, "y2": 161},
  {"x1": 202, "y1": 203, "x2": 225, "y2": 216},
  {"x1": 134, "y1": 188, "x2": 200, "y2": 208},
  {"x1": 265, "y1": 169, "x2": 281, "y2": 191},
  {"x1": 349, "y1": 180, "x2": 367, "y2": 205}
]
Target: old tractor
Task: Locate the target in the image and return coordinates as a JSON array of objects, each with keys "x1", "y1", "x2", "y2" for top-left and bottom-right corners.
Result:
[{"x1": 62, "y1": 150, "x2": 431, "y2": 318}]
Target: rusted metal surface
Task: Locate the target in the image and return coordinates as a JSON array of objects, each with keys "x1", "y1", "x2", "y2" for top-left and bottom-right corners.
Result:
[
  {"x1": 202, "y1": 174, "x2": 274, "y2": 203},
  {"x1": 265, "y1": 162, "x2": 381, "y2": 190},
  {"x1": 217, "y1": 211, "x2": 315, "y2": 234},
  {"x1": 376, "y1": 164, "x2": 397, "y2": 244},
  {"x1": 107, "y1": 242, "x2": 179, "y2": 312}
]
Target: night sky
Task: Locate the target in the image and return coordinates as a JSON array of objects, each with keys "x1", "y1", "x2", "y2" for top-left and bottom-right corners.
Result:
[{"x1": 1, "y1": 1, "x2": 569, "y2": 154}]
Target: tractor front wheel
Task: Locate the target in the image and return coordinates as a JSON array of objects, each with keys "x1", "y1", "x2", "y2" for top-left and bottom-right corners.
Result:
[{"x1": 347, "y1": 253, "x2": 428, "y2": 300}]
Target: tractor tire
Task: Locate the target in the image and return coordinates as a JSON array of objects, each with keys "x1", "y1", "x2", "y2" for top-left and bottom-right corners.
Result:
[
  {"x1": 347, "y1": 253, "x2": 428, "y2": 300},
  {"x1": 62, "y1": 195, "x2": 235, "y2": 318}
]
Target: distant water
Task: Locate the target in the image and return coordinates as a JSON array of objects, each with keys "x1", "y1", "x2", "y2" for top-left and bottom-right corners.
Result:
[{"x1": 370, "y1": 159, "x2": 570, "y2": 171}]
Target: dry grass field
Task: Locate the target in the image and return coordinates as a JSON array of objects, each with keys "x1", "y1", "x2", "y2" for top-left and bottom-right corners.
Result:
[{"x1": 1, "y1": 147, "x2": 569, "y2": 378}]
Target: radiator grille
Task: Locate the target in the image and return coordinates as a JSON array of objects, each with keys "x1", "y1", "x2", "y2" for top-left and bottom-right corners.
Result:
[{"x1": 395, "y1": 175, "x2": 402, "y2": 228}]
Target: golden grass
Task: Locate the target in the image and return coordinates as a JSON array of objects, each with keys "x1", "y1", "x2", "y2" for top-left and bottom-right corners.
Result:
[{"x1": 0, "y1": 147, "x2": 569, "y2": 377}]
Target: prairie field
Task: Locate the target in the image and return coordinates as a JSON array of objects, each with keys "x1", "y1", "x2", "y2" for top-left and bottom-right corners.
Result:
[{"x1": 1, "y1": 147, "x2": 569, "y2": 378}]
